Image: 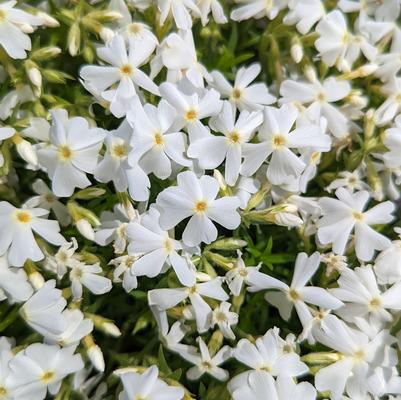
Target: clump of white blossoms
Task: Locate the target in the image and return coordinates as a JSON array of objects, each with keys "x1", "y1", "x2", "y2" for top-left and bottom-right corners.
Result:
[{"x1": 1, "y1": 0, "x2": 401, "y2": 399}]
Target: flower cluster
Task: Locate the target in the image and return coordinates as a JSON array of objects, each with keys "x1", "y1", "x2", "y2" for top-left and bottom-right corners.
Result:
[{"x1": 1, "y1": 0, "x2": 401, "y2": 399}]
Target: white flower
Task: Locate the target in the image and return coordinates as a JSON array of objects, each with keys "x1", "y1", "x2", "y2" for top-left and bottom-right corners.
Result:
[
  {"x1": 211, "y1": 301, "x2": 238, "y2": 340},
  {"x1": 94, "y1": 120, "x2": 133, "y2": 193},
  {"x1": 231, "y1": 0, "x2": 288, "y2": 21},
  {"x1": 127, "y1": 99, "x2": 191, "y2": 180},
  {"x1": 383, "y1": 115, "x2": 401, "y2": 169},
  {"x1": 127, "y1": 207, "x2": 195, "y2": 286},
  {"x1": 0, "y1": 339, "x2": 15, "y2": 399},
  {"x1": 95, "y1": 204, "x2": 132, "y2": 255},
  {"x1": 8, "y1": 343, "x2": 83, "y2": 399},
  {"x1": 229, "y1": 371, "x2": 317, "y2": 400},
  {"x1": 0, "y1": 1, "x2": 43, "y2": 59},
  {"x1": 20, "y1": 280, "x2": 67, "y2": 338},
  {"x1": 158, "y1": 0, "x2": 200, "y2": 29},
  {"x1": 210, "y1": 64, "x2": 275, "y2": 111},
  {"x1": 37, "y1": 109, "x2": 106, "y2": 197},
  {"x1": 0, "y1": 201, "x2": 66, "y2": 267},
  {"x1": 0, "y1": 254, "x2": 33, "y2": 303},
  {"x1": 182, "y1": 337, "x2": 232, "y2": 381},
  {"x1": 109, "y1": 255, "x2": 140, "y2": 292},
  {"x1": 148, "y1": 276, "x2": 228, "y2": 333},
  {"x1": 241, "y1": 104, "x2": 331, "y2": 185},
  {"x1": 159, "y1": 82, "x2": 223, "y2": 136},
  {"x1": 69, "y1": 262, "x2": 112, "y2": 300},
  {"x1": 188, "y1": 101, "x2": 263, "y2": 185},
  {"x1": 284, "y1": 0, "x2": 325, "y2": 34},
  {"x1": 375, "y1": 77, "x2": 401, "y2": 126},
  {"x1": 374, "y1": 230, "x2": 401, "y2": 284},
  {"x1": 325, "y1": 169, "x2": 369, "y2": 194},
  {"x1": 314, "y1": 315, "x2": 397, "y2": 400},
  {"x1": 280, "y1": 77, "x2": 351, "y2": 138},
  {"x1": 156, "y1": 170, "x2": 241, "y2": 246},
  {"x1": 46, "y1": 309, "x2": 94, "y2": 347},
  {"x1": 118, "y1": 365, "x2": 184, "y2": 400},
  {"x1": 247, "y1": 252, "x2": 342, "y2": 322},
  {"x1": 80, "y1": 34, "x2": 159, "y2": 117},
  {"x1": 317, "y1": 188, "x2": 395, "y2": 261},
  {"x1": 197, "y1": 0, "x2": 227, "y2": 25},
  {"x1": 24, "y1": 179, "x2": 71, "y2": 226},
  {"x1": 225, "y1": 250, "x2": 261, "y2": 296},
  {"x1": 331, "y1": 265, "x2": 401, "y2": 326},
  {"x1": 233, "y1": 327, "x2": 308, "y2": 378}
]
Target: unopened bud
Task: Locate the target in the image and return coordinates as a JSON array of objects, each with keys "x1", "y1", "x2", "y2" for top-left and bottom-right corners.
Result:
[
  {"x1": 28, "y1": 271, "x2": 45, "y2": 290},
  {"x1": 76, "y1": 219, "x2": 95, "y2": 241},
  {"x1": 208, "y1": 238, "x2": 247, "y2": 251},
  {"x1": 84, "y1": 336, "x2": 105, "y2": 372},
  {"x1": 291, "y1": 38, "x2": 303, "y2": 63},
  {"x1": 37, "y1": 11, "x2": 59, "y2": 27},
  {"x1": 304, "y1": 65, "x2": 317, "y2": 83},
  {"x1": 27, "y1": 67, "x2": 42, "y2": 91},
  {"x1": 13, "y1": 136, "x2": 38, "y2": 166},
  {"x1": 99, "y1": 27, "x2": 115, "y2": 43},
  {"x1": 19, "y1": 23, "x2": 34, "y2": 33},
  {"x1": 275, "y1": 212, "x2": 303, "y2": 228},
  {"x1": 68, "y1": 23, "x2": 81, "y2": 56}
]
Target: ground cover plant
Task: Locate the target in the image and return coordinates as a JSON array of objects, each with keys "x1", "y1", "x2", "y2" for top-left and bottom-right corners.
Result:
[{"x1": 1, "y1": 0, "x2": 401, "y2": 399}]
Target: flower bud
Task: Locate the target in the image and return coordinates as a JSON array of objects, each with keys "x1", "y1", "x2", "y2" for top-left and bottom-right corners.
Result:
[
  {"x1": 304, "y1": 65, "x2": 317, "y2": 83},
  {"x1": 84, "y1": 336, "x2": 105, "y2": 372},
  {"x1": 68, "y1": 23, "x2": 81, "y2": 56},
  {"x1": 13, "y1": 135, "x2": 38, "y2": 167},
  {"x1": 99, "y1": 27, "x2": 115, "y2": 43},
  {"x1": 28, "y1": 271, "x2": 45, "y2": 290},
  {"x1": 37, "y1": 11, "x2": 59, "y2": 27},
  {"x1": 274, "y1": 212, "x2": 303, "y2": 228},
  {"x1": 19, "y1": 23, "x2": 34, "y2": 33},
  {"x1": 76, "y1": 219, "x2": 95, "y2": 241},
  {"x1": 290, "y1": 38, "x2": 303, "y2": 64}
]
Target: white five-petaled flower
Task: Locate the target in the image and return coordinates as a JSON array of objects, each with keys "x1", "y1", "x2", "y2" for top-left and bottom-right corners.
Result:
[
  {"x1": 210, "y1": 64, "x2": 276, "y2": 111},
  {"x1": 0, "y1": 201, "x2": 66, "y2": 267},
  {"x1": 0, "y1": 1, "x2": 43, "y2": 59},
  {"x1": 118, "y1": 365, "x2": 184, "y2": 400},
  {"x1": 127, "y1": 99, "x2": 191, "y2": 180},
  {"x1": 37, "y1": 109, "x2": 106, "y2": 197},
  {"x1": 188, "y1": 101, "x2": 263, "y2": 186},
  {"x1": 80, "y1": 34, "x2": 159, "y2": 117},
  {"x1": 156, "y1": 170, "x2": 241, "y2": 246},
  {"x1": 127, "y1": 207, "x2": 195, "y2": 286},
  {"x1": 182, "y1": 337, "x2": 232, "y2": 381},
  {"x1": 317, "y1": 188, "x2": 395, "y2": 261},
  {"x1": 241, "y1": 104, "x2": 331, "y2": 185},
  {"x1": 247, "y1": 252, "x2": 343, "y2": 322}
]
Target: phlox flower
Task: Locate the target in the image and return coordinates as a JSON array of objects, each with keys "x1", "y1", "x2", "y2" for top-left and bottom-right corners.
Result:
[
  {"x1": 188, "y1": 101, "x2": 263, "y2": 186},
  {"x1": 118, "y1": 365, "x2": 184, "y2": 400},
  {"x1": 127, "y1": 99, "x2": 191, "y2": 180},
  {"x1": 211, "y1": 301, "x2": 238, "y2": 340},
  {"x1": 37, "y1": 109, "x2": 106, "y2": 197},
  {"x1": 247, "y1": 252, "x2": 342, "y2": 322},
  {"x1": 148, "y1": 276, "x2": 228, "y2": 332},
  {"x1": 210, "y1": 63, "x2": 275, "y2": 111},
  {"x1": 156, "y1": 170, "x2": 241, "y2": 246},
  {"x1": 80, "y1": 34, "x2": 159, "y2": 117},
  {"x1": 182, "y1": 337, "x2": 232, "y2": 381},
  {"x1": 197, "y1": 0, "x2": 227, "y2": 25},
  {"x1": 231, "y1": 0, "x2": 288, "y2": 21},
  {"x1": 229, "y1": 372, "x2": 317, "y2": 400},
  {"x1": 317, "y1": 188, "x2": 395, "y2": 261},
  {"x1": 127, "y1": 207, "x2": 194, "y2": 286},
  {"x1": 0, "y1": 201, "x2": 65, "y2": 267},
  {"x1": 284, "y1": 0, "x2": 325, "y2": 34},
  {"x1": 8, "y1": 343, "x2": 83, "y2": 400},
  {"x1": 0, "y1": 1, "x2": 43, "y2": 59},
  {"x1": 158, "y1": 0, "x2": 200, "y2": 30},
  {"x1": 241, "y1": 104, "x2": 331, "y2": 185}
]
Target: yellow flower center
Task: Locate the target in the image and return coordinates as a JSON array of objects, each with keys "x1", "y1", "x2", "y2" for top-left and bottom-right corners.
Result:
[
  {"x1": 41, "y1": 370, "x2": 55, "y2": 383},
  {"x1": 194, "y1": 201, "x2": 207, "y2": 213},
  {"x1": 232, "y1": 88, "x2": 242, "y2": 100},
  {"x1": 369, "y1": 297, "x2": 382, "y2": 310},
  {"x1": 201, "y1": 361, "x2": 212, "y2": 370},
  {"x1": 15, "y1": 210, "x2": 31, "y2": 224},
  {"x1": 272, "y1": 134, "x2": 286, "y2": 149},
  {"x1": 228, "y1": 131, "x2": 240, "y2": 144},
  {"x1": 352, "y1": 211, "x2": 364, "y2": 221},
  {"x1": 58, "y1": 145, "x2": 73, "y2": 161},
  {"x1": 185, "y1": 109, "x2": 198, "y2": 121},
  {"x1": 288, "y1": 288, "x2": 300, "y2": 301},
  {"x1": 188, "y1": 285, "x2": 198, "y2": 294},
  {"x1": 120, "y1": 64, "x2": 132, "y2": 75},
  {"x1": 317, "y1": 92, "x2": 326, "y2": 102},
  {"x1": 154, "y1": 132, "x2": 164, "y2": 146},
  {"x1": 111, "y1": 143, "x2": 128, "y2": 158},
  {"x1": 0, "y1": 386, "x2": 7, "y2": 397},
  {"x1": 0, "y1": 10, "x2": 6, "y2": 22},
  {"x1": 215, "y1": 311, "x2": 226, "y2": 322},
  {"x1": 128, "y1": 23, "x2": 141, "y2": 34}
]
